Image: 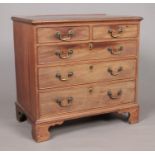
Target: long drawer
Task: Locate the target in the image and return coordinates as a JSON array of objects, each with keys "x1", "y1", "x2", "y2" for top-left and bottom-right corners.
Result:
[
  {"x1": 38, "y1": 59, "x2": 136, "y2": 89},
  {"x1": 39, "y1": 81, "x2": 135, "y2": 116},
  {"x1": 37, "y1": 41, "x2": 137, "y2": 65}
]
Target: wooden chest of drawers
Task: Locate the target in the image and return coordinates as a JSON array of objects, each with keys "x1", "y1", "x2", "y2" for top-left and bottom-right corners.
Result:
[{"x1": 12, "y1": 14, "x2": 143, "y2": 142}]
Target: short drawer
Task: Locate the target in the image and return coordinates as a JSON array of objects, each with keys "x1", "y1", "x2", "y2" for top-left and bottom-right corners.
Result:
[
  {"x1": 39, "y1": 81, "x2": 135, "y2": 116},
  {"x1": 93, "y1": 24, "x2": 138, "y2": 40},
  {"x1": 37, "y1": 26, "x2": 89, "y2": 43},
  {"x1": 38, "y1": 60, "x2": 136, "y2": 89},
  {"x1": 37, "y1": 41, "x2": 137, "y2": 65}
]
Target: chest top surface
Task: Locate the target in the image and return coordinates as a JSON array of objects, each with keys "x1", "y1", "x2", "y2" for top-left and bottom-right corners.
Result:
[{"x1": 11, "y1": 14, "x2": 143, "y2": 24}]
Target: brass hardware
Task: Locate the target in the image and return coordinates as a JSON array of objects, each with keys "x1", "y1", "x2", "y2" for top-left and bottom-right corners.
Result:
[
  {"x1": 108, "y1": 27, "x2": 123, "y2": 38},
  {"x1": 107, "y1": 66, "x2": 123, "y2": 76},
  {"x1": 107, "y1": 46, "x2": 123, "y2": 55},
  {"x1": 88, "y1": 87, "x2": 93, "y2": 94},
  {"x1": 56, "y1": 97, "x2": 73, "y2": 107},
  {"x1": 89, "y1": 65, "x2": 94, "y2": 70},
  {"x1": 56, "y1": 71, "x2": 74, "y2": 81},
  {"x1": 107, "y1": 89, "x2": 122, "y2": 99},
  {"x1": 89, "y1": 43, "x2": 93, "y2": 50},
  {"x1": 55, "y1": 30, "x2": 74, "y2": 41},
  {"x1": 55, "y1": 49, "x2": 73, "y2": 59}
]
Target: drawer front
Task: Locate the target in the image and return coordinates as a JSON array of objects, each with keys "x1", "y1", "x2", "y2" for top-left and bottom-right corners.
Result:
[
  {"x1": 37, "y1": 26, "x2": 89, "y2": 43},
  {"x1": 93, "y1": 24, "x2": 138, "y2": 40},
  {"x1": 37, "y1": 41, "x2": 137, "y2": 65},
  {"x1": 38, "y1": 60, "x2": 136, "y2": 89},
  {"x1": 39, "y1": 81, "x2": 135, "y2": 116}
]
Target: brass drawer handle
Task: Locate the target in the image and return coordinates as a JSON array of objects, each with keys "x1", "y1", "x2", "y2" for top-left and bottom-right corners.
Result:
[
  {"x1": 56, "y1": 97, "x2": 73, "y2": 107},
  {"x1": 55, "y1": 49, "x2": 73, "y2": 59},
  {"x1": 107, "y1": 66, "x2": 123, "y2": 76},
  {"x1": 55, "y1": 30, "x2": 74, "y2": 41},
  {"x1": 56, "y1": 71, "x2": 74, "y2": 81},
  {"x1": 107, "y1": 46, "x2": 123, "y2": 55},
  {"x1": 107, "y1": 89, "x2": 122, "y2": 100},
  {"x1": 108, "y1": 27, "x2": 123, "y2": 38}
]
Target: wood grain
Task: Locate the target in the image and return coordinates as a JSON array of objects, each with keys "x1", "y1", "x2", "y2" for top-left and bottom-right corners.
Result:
[
  {"x1": 39, "y1": 81, "x2": 135, "y2": 116},
  {"x1": 117, "y1": 105, "x2": 139, "y2": 124},
  {"x1": 37, "y1": 26, "x2": 89, "y2": 43},
  {"x1": 13, "y1": 21, "x2": 37, "y2": 120},
  {"x1": 12, "y1": 14, "x2": 142, "y2": 142},
  {"x1": 11, "y1": 14, "x2": 143, "y2": 24},
  {"x1": 37, "y1": 41, "x2": 137, "y2": 65},
  {"x1": 32, "y1": 120, "x2": 64, "y2": 142},
  {"x1": 93, "y1": 24, "x2": 138, "y2": 40},
  {"x1": 38, "y1": 59, "x2": 136, "y2": 89}
]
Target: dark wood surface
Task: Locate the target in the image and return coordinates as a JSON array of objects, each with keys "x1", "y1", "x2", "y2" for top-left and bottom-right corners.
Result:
[{"x1": 12, "y1": 14, "x2": 143, "y2": 24}]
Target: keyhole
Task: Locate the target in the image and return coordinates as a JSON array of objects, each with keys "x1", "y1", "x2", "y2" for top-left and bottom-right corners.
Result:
[
  {"x1": 89, "y1": 87, "x2": 93, "y2": 94},
  {"x1": 89, "y1": 65, "x2": 94, "y2": 71}
]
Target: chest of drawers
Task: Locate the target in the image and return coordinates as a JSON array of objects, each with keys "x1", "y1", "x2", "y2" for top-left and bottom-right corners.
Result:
[{"x1": 12, "y1": 14, "x2": 143, "y2": 142}]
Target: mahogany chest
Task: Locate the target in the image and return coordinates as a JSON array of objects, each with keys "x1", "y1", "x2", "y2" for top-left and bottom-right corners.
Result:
[{"x1": 12, "y1": 14, "x2": 143, "y2": 142}]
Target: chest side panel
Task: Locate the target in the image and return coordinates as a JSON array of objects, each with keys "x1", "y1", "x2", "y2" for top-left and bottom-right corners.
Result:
[{"x1": 13, "y1": 21, "x2": 37, "y2": 120}]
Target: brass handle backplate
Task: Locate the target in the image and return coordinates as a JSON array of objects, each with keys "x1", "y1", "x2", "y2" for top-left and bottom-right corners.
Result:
[
  {"x1": 108, "y1": 27, "x2": 123, "y2": 38},
  {"x1": 56, "y1": 71, "x2": 74, "y2": 81},
  {"x1": 108, "y1": 66, "x2": 123, "y2": 76},
  {"x1": 108, "y1": 46, "x2": 123, "y2": 55},
  {"x1": 107, "y1": 89, "x2": 122, "y2": 100},
  {"x1": 55, "y1": 30, "x2": 74, "y2": 41},
  {"x1": 55, "y1": 49, "x2": 73, "y2": 59},
  {"x1": 56, "y1": 97, "x2": 73, "y2": 107}
]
